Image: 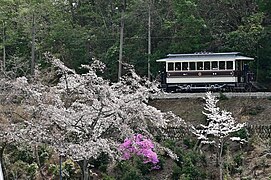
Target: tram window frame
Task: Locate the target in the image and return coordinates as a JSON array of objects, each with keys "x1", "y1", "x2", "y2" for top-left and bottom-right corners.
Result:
[
  {"x1": 175, "y1": 62, "x2": 181, "y2": 70},
  {"x1": 204, "y1": 62, "x2": 210, "y2": 70},
  {"x1": 219, "y1": 61, "x2": 225, "y2": 70},
  {"x1": 211, "y1": 61, "x2": 218, "y2": 70},
  {"x1": 197, "y1": 62, "x2": 203, "y2": 70},
  {"x1": 226, "y1": 61, "x2": 233, "y2": 70},
  {"x1": 182, "y1": 62, "x2": 188, "y2": 70},
  {"x1": 168, "y1": 62, "x2": 174, "y2": 71},
  {"x1": 189, "y1": 62, "x2": 196, "y2": 70}
]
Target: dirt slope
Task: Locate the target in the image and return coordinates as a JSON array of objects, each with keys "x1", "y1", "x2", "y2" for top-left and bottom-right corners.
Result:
[{"x1": 149, "y1": 96, "x2": 271, "y2": 125}]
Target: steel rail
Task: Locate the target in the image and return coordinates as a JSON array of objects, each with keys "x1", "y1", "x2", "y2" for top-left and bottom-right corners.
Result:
[{"x1": 150, "y1": 92, "x2": 271, "y2": 99}]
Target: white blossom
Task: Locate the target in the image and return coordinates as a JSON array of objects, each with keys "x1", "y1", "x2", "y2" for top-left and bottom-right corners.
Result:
[
  {"x1": 193, "y1": 92, "x2": 246, "y2": 144},
  {"x1": 193, "y1": 92, "x2": 247, "y2": 180},
  {"x1": 0, "y1": 54, "x2": 186, "y2": 165}
]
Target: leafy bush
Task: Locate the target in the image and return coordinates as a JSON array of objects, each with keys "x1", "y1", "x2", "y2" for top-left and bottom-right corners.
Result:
[
  {"x1": 91, "y1": 152, "x2": 110, "y2": 173},
  {"x1": 224, "y1": 152, "x2": 244, "y2": 175},
  {"x1": 13, "y1": 146, "x2": 35, "y2": 164},
  {"x1": 9, "y1": 160, "x2": 38, "y2": 179},
  {"x1": 172, "y1": 164, "x2": 182, "y2": 180},
  {"x1": 172, "y1": 154, "x2": 207, "y2": 180},
  {"x1": 37, "y1": 145, "x2": 52, "y2": 165},
  {"x1": 219, "y1": 92, "x2": 229, "y2": 100},
  {"x1": 232, "y1": 128, "x2": 249, "y2": 141},
  {"x1": 248, "y1": 105, "x2": 265, "y2": 115},
  {"x1": 102, "y1": 173, "x2": 116, "y2": 180},
  {"x1": 183, "y1": 137, "x2": 197, "y2": 149},
  {"x1": 170, "y1": 147, "x2": 207, "y2": 180},
  {"x1": 48, "y1": 159, "x2": 80, "y2": 179},
  {"x1": 115, "y1": 160, "x2": 145, "y2": 180}
]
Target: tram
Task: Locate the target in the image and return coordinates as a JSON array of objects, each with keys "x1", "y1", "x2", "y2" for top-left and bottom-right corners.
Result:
[{"x1": 156, "y1": 52, "x2": 255, "y2": 92}]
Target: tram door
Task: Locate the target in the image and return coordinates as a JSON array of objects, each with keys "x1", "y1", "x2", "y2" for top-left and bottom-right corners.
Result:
[
  {"x1": 161, "y1": 65, "x2": 167, "y2": 85},
  {"x1": 236, "y1": 60, "x2": 250, "y2": 83},
  {"x1": 236, "y1": 60, "x2": 244, "y2": 83}
]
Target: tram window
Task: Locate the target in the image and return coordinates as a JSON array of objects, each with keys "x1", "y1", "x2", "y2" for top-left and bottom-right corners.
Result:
[
  {"x1": 189, "y1": 62, "x2": 196, "y2": 70},
  {"x1": 168, "y1": 62, "x2": 174, "y2": 71},
  {"x1": 197, "y1": 62, "x2": 203, "y2": 70},
  {"x1": 211, "y1": 61, "x2": 218, "y2": 69},
  {"x1": 219, "y1": 61, "x2": 225, "y2": 70},
  {"x1": 182, "y1": 62, "x2": 188, "y2": 70},
  {"x1": 175, "y1": 62, "x2": 181, "y2": 70},
  {"x1": 204, "y1": 62, "x2": 210, "y2": 70},
  {"x1": 226, "y1": 61, "x2": 233, "y2": 70}
]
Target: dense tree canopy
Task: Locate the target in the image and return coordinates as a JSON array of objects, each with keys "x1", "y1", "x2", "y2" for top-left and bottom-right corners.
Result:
[{"x1": 0, "y1": 0, "x2": 270, "y2": 82}]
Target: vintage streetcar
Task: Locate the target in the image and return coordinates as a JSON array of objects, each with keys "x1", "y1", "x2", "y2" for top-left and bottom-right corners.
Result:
[{"x1": 156, "y1": 52, "x2": 255, "y2": 92}]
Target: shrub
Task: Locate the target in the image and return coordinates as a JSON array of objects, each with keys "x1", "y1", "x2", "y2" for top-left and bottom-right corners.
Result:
[
  {"x1": 115, "y1": 161, "x2": 145, "y2": 180},
  {"x1": 219, "y1": 92, "x2": 229, "y2": 100},
  {"x1": 119, "y1": 134, "x2": 160, "y2": 169},
  {"x1": 248, "y1": 105, "x2": 264, "y2": 115},
  {"x1": 91, "y1": 152, "x2": 110, "y2": 173},
  {"x1": 183, "y1": 137, "x2": 197, "y2": 149}
]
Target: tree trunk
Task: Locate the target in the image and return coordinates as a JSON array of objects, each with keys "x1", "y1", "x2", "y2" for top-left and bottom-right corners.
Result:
[
  {"x1": 34, "y1": 145, "x2": 46, "y2": 180},
  {"x1": 59, "y1": 154, "x2": 62, "y2": 180},
  {"x1": 219, "y1": 141, "x2": 224, "y2": 180},
  {"x1": 147, "y1": 0, "x2": 151, "y2": 80},
  {"x1": 79, "y1": 159, "x2": 89, "y2": 180},
  {"x1": 83, "y1": 158, "x2": 88, "y2": 180},
  {"x1": 30, "y1": 13, "x2": 36, "y2": 76},
  {"x1": 68, "y1": 0, "x2": 76, "y2": 26},
  {"x1": 2, "y1": 21, "x2": 6, "y2": 72},
  {"x1": 118, "y1": 1, "x2": 125, "y2": 82},
  {"x1": 0, "y1": 143, "x2": 7, "y2": 179}
]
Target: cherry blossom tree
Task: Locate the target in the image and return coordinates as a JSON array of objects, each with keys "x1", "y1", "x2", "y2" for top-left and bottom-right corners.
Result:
[
  {"x1": 0, "y1": 53, "x2": 186, "y2": 179},
  {"x1": 193, "y1": 92, "x2": 246, "y2": 180}
]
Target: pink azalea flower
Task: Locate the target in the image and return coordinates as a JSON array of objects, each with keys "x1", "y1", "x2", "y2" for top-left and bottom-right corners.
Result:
[{"x1": 119, "y1": 134, "x2": 160, "y2": 169}]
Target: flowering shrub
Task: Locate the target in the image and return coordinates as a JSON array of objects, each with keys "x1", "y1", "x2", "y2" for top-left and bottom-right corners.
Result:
[{"x1": 119, "y1": 134, "x2": 159, "y2": 169}]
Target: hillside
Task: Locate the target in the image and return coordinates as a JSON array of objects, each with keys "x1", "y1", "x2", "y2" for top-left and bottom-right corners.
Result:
[
  {"x1": 149, "y1": 95, "x2": 271, "y2": 179},
  {"x1": 149, "y1": 96, "x2": 271, "y2": 126}
]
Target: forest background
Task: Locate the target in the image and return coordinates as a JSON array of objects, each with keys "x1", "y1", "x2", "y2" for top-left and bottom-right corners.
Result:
[
  {"x1": 0, "y1": 0, "x2": 271, "y2": 83},
  {"x1": 1, "y1": 1, "x2": 271, "y2": 179}
]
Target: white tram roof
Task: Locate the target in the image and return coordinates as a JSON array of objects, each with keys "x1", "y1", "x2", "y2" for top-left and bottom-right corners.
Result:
[{"x1": 156, "y1": 52, "x2": 254, "y2": 62}]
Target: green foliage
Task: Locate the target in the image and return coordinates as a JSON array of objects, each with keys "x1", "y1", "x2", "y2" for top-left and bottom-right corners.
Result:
[
  {"x1": 115, "y1": 160, "x2": 145, "y2": 180},
  {"x1": 232, "y1": 128, "x2": 249, "y2": 141},
  {"x1": 102, "y1": 173, "x2": 116, "y2": 180},
  {"x1": 163, "y1": 139, "x2": 177, "y2": 150},
  {"x1": 171, "y1": 151, "x2": 207, "y2": 180},
  {"x1": 225, "y1": 152, "x2": 244, "y2": 175},
  {"x1": 37, "y1": 145, "x2": 52, "y2": 166},
  {"x1": 163, "y1": 139, "x2": 207, "y2": 180},
  {"x1": 183, "y1": 137, "x2": 197, "y2": 149},
  {"x1": 10, "y1": 160, "x2": 38, "y2": 179},
  {"x1": 172, "y1": 164, "x2": 183, "y2": 180},
  {"x1": 113, "y1": 153, "x2": 163, "y2": 179},
  {"x1": 233, "y1": 153, "x2": 244, "y2": 167},
  {"x1": 48, "y1": 159, "x2": 81, "y2": 179},
  {"x1": 91, "y1": 152, "x2": 110, "y2": 173},
  {"x1": 12, "y1": 146, "x2": 35, "y2": 164},
  {"x1": 0, "y1": 0, "x2": 270, "y2": 83},
  {"x1": 219, "y1": 92, "x2": 229, "y2": 101},
  {"x1": 134, "y1": 157, "x2": 153, "y2": 175},
  {"x1": 224, "y1": 13, "x2": 264, "y2": 54},
  {"x1": 248, "y1": 105, "x2": 265, "y2": 115},
  {"x1": 2, "y1": 144, "x2": 57, "y2": 179},
  {"x1": 62, "y1": 159, "x2": 81, "y2": 179}
]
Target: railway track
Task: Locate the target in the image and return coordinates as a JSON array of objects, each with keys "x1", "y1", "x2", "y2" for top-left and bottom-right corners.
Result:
[{"x1": 150, "y1": 92, "x2": 271, "y2": 99}]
